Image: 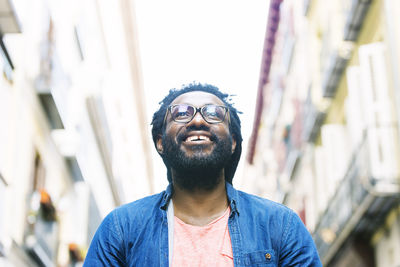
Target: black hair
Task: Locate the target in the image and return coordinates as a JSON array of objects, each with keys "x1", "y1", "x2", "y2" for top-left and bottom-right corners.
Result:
[{"x1": 151, "y1": 82, "x2": 242, "y2": 184}]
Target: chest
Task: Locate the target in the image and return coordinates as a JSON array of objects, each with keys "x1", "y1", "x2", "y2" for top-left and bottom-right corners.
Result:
[
  {"x1": 124, "y1": 216, "x2": 280, "y2": 267},
  {"x1": 172, "y1": 211, "x2": 234, "y2": 267}
]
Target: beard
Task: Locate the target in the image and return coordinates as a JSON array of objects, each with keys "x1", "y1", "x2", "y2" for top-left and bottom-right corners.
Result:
[{"x1": 161, "y1": 129, "x2": 233, "y2": 191}]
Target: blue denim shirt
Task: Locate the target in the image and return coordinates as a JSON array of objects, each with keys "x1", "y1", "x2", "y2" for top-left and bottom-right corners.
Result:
[{"x1": 84, "y1": 183, "x2": 322, "y2": 266}]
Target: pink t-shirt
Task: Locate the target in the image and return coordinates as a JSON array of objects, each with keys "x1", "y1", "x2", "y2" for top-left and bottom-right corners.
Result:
[{"x1": 172, "y1": 207, "x2": 233, "y2": 267}]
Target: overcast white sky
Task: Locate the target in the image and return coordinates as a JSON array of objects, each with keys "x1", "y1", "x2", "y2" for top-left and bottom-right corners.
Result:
[{"x1": 134, "y1": 0, "x2": 270, "y2": 190}]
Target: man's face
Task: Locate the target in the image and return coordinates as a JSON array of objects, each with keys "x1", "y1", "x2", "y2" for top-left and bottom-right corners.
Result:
[{"x1": 157, "y1": 91, "x2": 236, "y2": 190}]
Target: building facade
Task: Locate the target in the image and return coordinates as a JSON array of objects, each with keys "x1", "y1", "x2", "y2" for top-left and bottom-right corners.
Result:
[
  {"x1": 245, "y1": 0, "x2": 400, "y2": 266},
  {"x1": 0, "y1": 0, "x2": 153, "y2": 266}
]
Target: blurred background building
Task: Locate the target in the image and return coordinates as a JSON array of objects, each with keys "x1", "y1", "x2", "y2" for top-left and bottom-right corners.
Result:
[
  {"x1": 0, "y1": 0, "x2": 399, "y2": 266},
  {"x1": 244, "y1": 0, "x2": 400, "y2": 266},
  {"x1": 0, "y1": 0, "x2": 153, "y2": 266}
]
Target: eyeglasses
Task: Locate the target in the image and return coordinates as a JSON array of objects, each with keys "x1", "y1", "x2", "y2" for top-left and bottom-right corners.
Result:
[{"x1": 163, "y1": 104, "x2": 229, "y2": 124}]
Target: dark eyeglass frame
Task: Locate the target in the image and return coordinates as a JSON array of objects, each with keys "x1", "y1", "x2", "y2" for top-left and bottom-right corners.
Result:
[{"x1": 163, "y1": 104, "x2": 230, "y2": 125}]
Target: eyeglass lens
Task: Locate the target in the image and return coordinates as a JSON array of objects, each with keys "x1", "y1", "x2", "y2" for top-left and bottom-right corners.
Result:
[{"x1": 170, "y1": 104, "x2": 226, "y2": 123}]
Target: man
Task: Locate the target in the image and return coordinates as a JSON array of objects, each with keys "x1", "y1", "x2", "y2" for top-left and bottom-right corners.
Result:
[{"x1": 83, "y1": 83, "x2": 322, "y2": 266}]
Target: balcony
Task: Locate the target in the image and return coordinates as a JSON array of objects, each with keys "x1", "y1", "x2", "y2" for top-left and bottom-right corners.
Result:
[
  {"x1": 302, "y1": 96, "x2": 326, "y2": 143},
  {"x1": 321, "y1": 42, "x2": 353, "y2": 98},
  {"x1": 313, "y1": 128, "x2": 400, "y2": 266},
  {"x1": 37, "y1": 92, "x2": 65, "y2": 130},
  {"x1": 0, "y1": 0, "x2": 21, "y2": 34},
  {"x1": 343, "y1": 0, "x2": 372, "y2": 41}
]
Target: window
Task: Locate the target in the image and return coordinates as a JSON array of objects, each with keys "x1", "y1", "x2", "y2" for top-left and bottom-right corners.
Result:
[
  {"x1": 25, "y1": 152, "x2": 58, "y2": 266},
  {"x1": 0, "y1": 35, "x2": 14, "y2": 82}
]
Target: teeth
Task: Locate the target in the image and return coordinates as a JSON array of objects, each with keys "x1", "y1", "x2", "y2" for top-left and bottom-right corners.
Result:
[{"x1": 185, "y1": 135, "x2": 210, "y2": 142}]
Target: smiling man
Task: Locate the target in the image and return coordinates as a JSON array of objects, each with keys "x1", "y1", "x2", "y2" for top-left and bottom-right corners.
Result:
[{"x1": 83, "y1": 83, "x2": 322, "y2": 267}]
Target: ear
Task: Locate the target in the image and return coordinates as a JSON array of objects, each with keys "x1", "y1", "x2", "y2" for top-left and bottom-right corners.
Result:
[
  {"x1": 156, "y1": 135, "x2": 164, "y2": 155},
  {"x1": 231, "y1": 134, "x2": 237, "y2": 154}
]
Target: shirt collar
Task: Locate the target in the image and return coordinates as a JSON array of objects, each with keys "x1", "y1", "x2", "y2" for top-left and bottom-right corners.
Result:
[
  {"x1": 160, "y1": 181, "x2": 240, "y2": 215},
  {"x1": 226, "y1": 182, "x2": 240, "y2": 216},
  {"x1": 160, "y1": 183, "x2": 173, "y2": 210}
]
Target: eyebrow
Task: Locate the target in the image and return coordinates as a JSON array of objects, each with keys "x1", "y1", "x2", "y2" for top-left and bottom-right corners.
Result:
[{"x1": 174, "y1": 103, "x2": 222, "y2": 106}]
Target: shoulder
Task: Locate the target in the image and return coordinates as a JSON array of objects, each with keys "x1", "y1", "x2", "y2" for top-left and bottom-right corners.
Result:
[
  {"x1": 116, "y1": 191, "x2": 165, "y2": 212},
  {"x1": 236, "y1": 189, "x2": 294, "y2": 216},
  {"x1": 84, "y1": 191, "x2": 169, "y2": 266},
  {"x1": 113, "y1": 191, "x2": 166, "y2": 218},
  {"x1": 103, "y1": 190, "x2": 167, "y2": 231},
  {"x1": 235, "y1": 189, "x2": 300, "y2": 238}
]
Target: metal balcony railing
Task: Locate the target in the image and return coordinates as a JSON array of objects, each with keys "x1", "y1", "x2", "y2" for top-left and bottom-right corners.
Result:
[
  {"x1": 313, "y1": 127, "x2": 400, "y2": 266},
  {"x1": 344, "y1": 0, "x2": 372, "y2": 41}
]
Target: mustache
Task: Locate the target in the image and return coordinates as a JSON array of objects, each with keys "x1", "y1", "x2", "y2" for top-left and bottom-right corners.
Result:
[{"x1": 176, "y1": 125, "x2": 217, "y2": 142}]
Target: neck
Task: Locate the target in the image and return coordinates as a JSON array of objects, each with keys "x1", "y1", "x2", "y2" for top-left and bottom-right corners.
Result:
[{"x1": 171, "y1": 171, "x2": 228, "y2": 226}]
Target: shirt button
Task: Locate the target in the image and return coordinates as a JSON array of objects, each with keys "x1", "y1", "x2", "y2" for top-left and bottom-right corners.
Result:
[{"x1": 265, "y1": 253, "x2": 271, "y2": 260}]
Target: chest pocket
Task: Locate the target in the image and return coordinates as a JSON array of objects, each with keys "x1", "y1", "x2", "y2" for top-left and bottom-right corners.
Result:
[{"x1": 241, "y1": 249, "x2": 276, "y2": 266}]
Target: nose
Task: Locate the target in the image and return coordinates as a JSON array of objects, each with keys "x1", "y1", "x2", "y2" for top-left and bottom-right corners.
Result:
[{"x1": 187, "y1": 110, "x2": 208, "y2": 127}]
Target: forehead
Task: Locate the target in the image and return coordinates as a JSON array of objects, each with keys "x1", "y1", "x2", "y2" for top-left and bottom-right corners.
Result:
[{"x1": 171, "y1": 91, "x2": 225, "y2": 106}]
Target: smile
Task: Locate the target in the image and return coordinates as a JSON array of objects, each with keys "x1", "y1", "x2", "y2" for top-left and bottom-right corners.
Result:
[{"x1": 184, "y1": 135, "x2": 211, "y2": 142}]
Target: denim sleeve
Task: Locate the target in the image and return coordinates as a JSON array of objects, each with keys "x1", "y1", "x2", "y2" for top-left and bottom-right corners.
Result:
[
  {"x1": 83, "y1": 210, "x2": 125, "y2": 267},
  {"x1": 279, "y1": 211, "x2": 322, "y2": 266}
]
